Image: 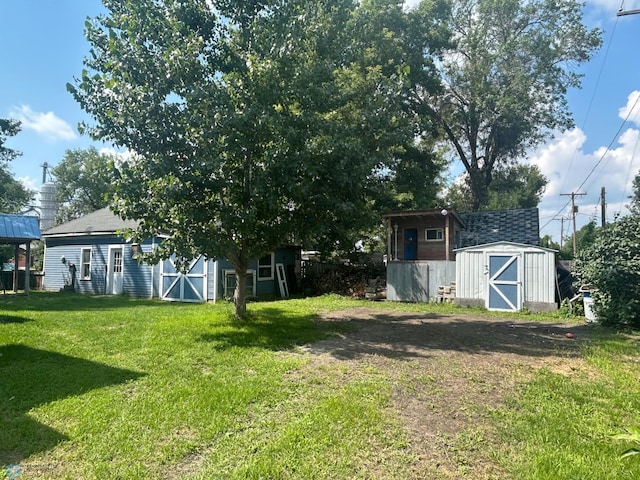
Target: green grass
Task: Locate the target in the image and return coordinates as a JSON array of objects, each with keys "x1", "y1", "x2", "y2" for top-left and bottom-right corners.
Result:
[
  {"x1": 0, "y1": 293, "x2": 406, "y2": 479},
  {"x1": 1, "y1": 292, "x2": 639, "y2": 479},
  {"x1": 495, "y1": 329, "x2": 640, "y2": 479}
]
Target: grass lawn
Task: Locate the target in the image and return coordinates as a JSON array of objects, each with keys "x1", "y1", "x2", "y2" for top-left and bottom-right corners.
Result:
[{"x1": 1, "y1": 292, "x2": 639, "y2": 479}]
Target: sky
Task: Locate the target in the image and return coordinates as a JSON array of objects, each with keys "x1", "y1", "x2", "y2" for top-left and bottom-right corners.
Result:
[{"x1": 1, "y1": 0, "x2": 640, "y2": 244}]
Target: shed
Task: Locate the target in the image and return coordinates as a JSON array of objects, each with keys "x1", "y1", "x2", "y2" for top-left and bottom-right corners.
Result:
[
  {"x1": 0, "y1": 214, "x2": 42, "y2": 294},
  {"x1": 454, "y1": 241, "x2": 557, "y2": 312},
  {"x1": 42, "y1": 208, "x2": 300, "y2": 302}
]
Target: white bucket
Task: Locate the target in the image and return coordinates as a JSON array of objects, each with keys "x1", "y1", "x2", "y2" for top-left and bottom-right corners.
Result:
[{"x1": 582, "y1": 292, "x2": 597, "y2": 322}]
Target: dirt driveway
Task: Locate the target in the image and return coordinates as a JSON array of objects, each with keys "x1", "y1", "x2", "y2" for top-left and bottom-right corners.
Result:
[{"x1": 300, "y1": 307, "x2": 591, "y2": 479}]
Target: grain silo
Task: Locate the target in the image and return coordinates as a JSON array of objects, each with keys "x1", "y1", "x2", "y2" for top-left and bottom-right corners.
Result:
[{"x1": 39, "y1": 162, "x2": 58, "y2": 231}]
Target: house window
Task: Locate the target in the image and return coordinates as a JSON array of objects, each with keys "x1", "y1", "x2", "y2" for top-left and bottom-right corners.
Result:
[
  {"x1": 425, "y1": 228, "x2": 444, "y2": 241},
  {"x1": 113, "y1": 249, "x2": 123, "y2": 273},
  {"x1": 223, "y1": 270, "x2": 256, "y2": 299},
  {"x1": 257, "y1": 253, "x2": 274, "y2": 280},
  {"x1": 80, "y1": 247, "x2": 92, "y2": 279}
]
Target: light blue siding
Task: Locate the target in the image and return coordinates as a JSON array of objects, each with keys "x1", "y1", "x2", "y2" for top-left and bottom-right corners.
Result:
[
  {"x1": 43, "y1": 237, "x2": 157, "y2": 298},
  {"x1": 44, "y1": 237, "x2": 299, "y2": 303}
]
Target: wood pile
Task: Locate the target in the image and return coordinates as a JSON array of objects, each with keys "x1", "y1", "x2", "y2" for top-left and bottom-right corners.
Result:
[{"x1": 302, "y1": 264, "x2": 386, "y2": 299}]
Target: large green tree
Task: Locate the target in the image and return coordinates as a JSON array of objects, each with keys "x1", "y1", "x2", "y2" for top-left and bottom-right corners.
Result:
[
  {"x1": 445, "y1": 163, "x2": 547, "y2": 212},
  {"x1": 559, "y1": 219, "x2": 599, "y2": 260},
  {"x1": 69, "y1": 0, "x2": 449, "y2": 318},
  {"x1": 0, "y1": 118, "x2": 33, "y2": 213},
  {"x1": 0, "y1": 118, "x2": 21, "y2": 164},
  {"x1": 416, "y1": 0, "x2": 601, "y2": 211},
  {"x1": 52, "y1": 147, "x2": 114, "y2": 223}
]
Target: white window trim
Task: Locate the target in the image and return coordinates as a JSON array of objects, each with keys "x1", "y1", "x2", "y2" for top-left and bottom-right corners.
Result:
[
  {"x1": 223, "y1": 269, "x2": 256, "y2": 299},
  {"x1": 257, "y1": 253, "x2": 275, "y2": 281},
  {"x1": 425, "y1": 228, "x2": 444, "y2": 242},
  {"x1": 80, "y1": 247, "x2": 92, "y2": 280}
]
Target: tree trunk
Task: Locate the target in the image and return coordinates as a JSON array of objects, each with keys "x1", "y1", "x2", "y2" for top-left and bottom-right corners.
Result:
[
  {"x1": 234, "y1": 269, "x2": 247, "y2": 320},
  {"x1": 468, "y1": 167, "x2": 489, "y2": 212}
]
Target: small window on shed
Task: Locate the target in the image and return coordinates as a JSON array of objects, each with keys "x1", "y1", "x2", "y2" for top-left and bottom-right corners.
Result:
[
  {"x1": 80, "y1": 247, "x2": 92, "y2": 279},
  {"x1": 425, "y1": 228, "x2": 444, "y2": 241},
  {"x1": 258, "y1": 253, "x2": 274, "y2": 280},
  {"x1": 223, "y1": 270, "x2": 256, "y2": 298}
]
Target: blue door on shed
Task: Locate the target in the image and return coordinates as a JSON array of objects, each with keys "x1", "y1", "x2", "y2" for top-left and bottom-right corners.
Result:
[
  {"x1": 487, "y1": 254, "x2": 520, "y2": 311},
  {"x1": 161, "y1": 255, "x2": 207, "y2": 302},
  {"x1": 404, "y1": 228, "x2": 418, "y2": 260}
]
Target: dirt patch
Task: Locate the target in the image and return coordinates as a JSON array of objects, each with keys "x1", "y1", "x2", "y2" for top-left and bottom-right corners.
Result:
[{"x1": 297, "y1": 307, "x2": 594, "y2": 479}]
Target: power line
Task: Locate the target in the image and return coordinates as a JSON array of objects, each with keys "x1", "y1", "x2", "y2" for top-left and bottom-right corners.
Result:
[
  {"x1": 558, "y1": 14, "x2": 619, "y2": 196},
  {"x1": 541, "y1": 92, "x2": 640, "y2": 235},
  {"x1": 617, "y1": 128, "x2": 640, "y2": 216},
  {"x1": 577, "y1": 92, "x2": 640, "y2": 194}
]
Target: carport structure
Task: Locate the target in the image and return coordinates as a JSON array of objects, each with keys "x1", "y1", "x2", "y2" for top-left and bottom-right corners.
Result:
[{"x1": 0, "y1": 213, "x2": 41, "y2": 294}]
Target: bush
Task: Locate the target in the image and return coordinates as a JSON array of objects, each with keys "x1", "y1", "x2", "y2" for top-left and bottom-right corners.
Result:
[{"x1": 575, "y1": 214, "x2": 640, "y2": 328}]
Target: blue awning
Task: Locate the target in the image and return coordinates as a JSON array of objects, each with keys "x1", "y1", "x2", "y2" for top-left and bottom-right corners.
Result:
[{"x1": 0, "y1": 214, "x2": 41, "y2": 243}]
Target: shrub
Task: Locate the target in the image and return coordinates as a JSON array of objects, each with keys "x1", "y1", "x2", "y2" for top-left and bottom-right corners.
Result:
[{"x1": 575, "y1": 214, "x2": 640, "y2": 328}]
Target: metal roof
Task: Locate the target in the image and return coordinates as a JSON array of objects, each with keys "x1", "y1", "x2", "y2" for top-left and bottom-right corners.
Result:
[
  {"x1": 42, "y1": 208, "x2": 139, "y2": 237},
  {"x1": 0, "y1": 214, "x2": 41, "y2": 243}
]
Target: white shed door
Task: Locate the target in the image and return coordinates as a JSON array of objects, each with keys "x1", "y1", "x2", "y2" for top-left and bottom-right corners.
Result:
[
  {"x1": 161, "y1": 256, "x2": 207, "y2": 302},
  {"x1": 487, "y1": 254, "x2": 521, "y2": 311}
]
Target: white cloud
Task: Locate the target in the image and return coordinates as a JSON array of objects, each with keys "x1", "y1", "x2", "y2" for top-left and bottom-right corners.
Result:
[
  {"x1": 530, "y1": 128, "x2": 588, "y2": 197},
  {"x1": 528, "y1": 124, "x2": 640, "y2": 241},
  {"x1": 17, "y1": 176, "x2": 38, "y2": 193},
  {"x1": 98, "y1": 146, "x2": 135, "y2": 166},
  {"x1": 618, "y1": 90, "x2": 640, "y2": 127},
  {"x1": 9, "y1": 105, "x2": 77, "y2": 141},
  {"x1": 402, "y1": 0, "x2": 421, "y2": 10}
]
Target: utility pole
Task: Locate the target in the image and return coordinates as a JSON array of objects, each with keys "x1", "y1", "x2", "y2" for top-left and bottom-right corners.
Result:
[
  {"x1": 560, "y1": 192, "x2": 586, "y2": 257},
  {"x1": 601, "y1": 187, "x2": 606, "y2": 229}
]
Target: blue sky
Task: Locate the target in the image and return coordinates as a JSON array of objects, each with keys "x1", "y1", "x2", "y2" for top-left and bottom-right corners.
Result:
[{"x1": 1, "y1": 0, "x2": 640, "y2": 244}]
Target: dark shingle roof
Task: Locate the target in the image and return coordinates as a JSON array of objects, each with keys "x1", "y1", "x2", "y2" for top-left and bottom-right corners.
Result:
[
  {"x1": 458, "y1": 208, "x2": 539, "y2": 247},
  {"x1": 0, "y1": 214, "x2": 41, "y2": 242},
  {"x1": 42, "y1": 208, "x2": 139, "y2": 237}
]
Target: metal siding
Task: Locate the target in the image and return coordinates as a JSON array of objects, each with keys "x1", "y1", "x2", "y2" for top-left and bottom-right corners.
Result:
[
  {"x1": 386, "y1": 262, "x2": 430, "y2": 302},
  {"x1": 524, "y1": 252, "x2": 539, "y2": 302},
  {"x1": 523, "y1": 251, "x2": 555, "y2": 303},
  {"x1": 456, "y1": 242, "x2": 557, "y2": 308},
  {"x1": 427, "y1": 261, "x2": 456, "y2": 300},
  {"x1": 456, "y1": 251, "x2": 484, "y2": 299},
  {"x1": 0, "y1": 214, "x2": 41, "y2": 242},
  {"x1": 472, "y1": 251, "x2": 485, "y2": 299}
]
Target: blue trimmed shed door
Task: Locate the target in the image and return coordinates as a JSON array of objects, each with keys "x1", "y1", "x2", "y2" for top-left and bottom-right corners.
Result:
[
  {"x1": 487, "y1": 254, "x2": 521, "y2": 311},
  {"x1": 161, "y1": 256, "x2": 207, "y2": 302}
]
